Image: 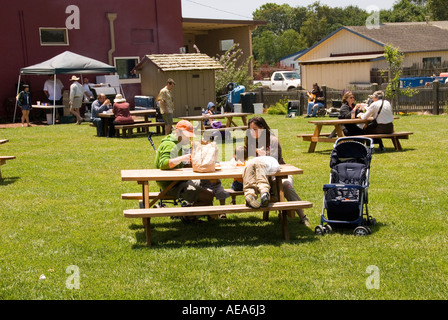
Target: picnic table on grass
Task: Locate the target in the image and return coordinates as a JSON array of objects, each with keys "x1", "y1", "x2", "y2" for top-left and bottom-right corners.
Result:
[
  {"x1": 121, "y1": 164, "x2": 313, "y2": 246},
  {"x1": 1, "y1": 139, "x2": 15, "y2": 179},
  {"x1": 179, "y1": 112, "x2": 251, "y2": 131},
  {"x1": 98, "y1": 109, "x2": 157, "y2": 137},
  {"x1": 297, "y1": 118, "x2": 412, "y2": 152}
]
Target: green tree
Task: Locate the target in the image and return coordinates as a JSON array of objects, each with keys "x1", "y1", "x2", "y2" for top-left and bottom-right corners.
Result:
[
  {"x1": 383, "y1": 45, "x2": 417, "y2": 111},
  {"x1": 386, "y1": 0, "x2": 427, "y2": 22},
  {"x1": 428, "y1": 0, "x2": 448, "y2": 20},
  {"x1": 215, "y1": 43, "x2": 255, "y2": 98}
]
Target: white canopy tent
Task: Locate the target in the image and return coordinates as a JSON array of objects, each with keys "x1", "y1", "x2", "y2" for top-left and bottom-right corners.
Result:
[{"x1": 15, "y1": 51, "x2": 117, "y2": 124}]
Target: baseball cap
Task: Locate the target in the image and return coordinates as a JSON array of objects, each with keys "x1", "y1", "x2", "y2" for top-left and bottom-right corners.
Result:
[{"x1": 176, "y1": 120, "x2": 195, "y2": 137}]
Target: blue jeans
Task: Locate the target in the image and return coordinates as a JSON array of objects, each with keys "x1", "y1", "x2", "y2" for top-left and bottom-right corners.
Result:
[
  {"x1": 307, "y1": 102, "x2": 324, "y2": 116},
  {"x1": 92, "y1": 118, "x2": 104, "y2": 136}
]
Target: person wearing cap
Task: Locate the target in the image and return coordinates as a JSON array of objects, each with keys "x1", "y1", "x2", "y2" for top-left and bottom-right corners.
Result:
[
  {"x1": 156, "y1": 78, "x2": 175, "y2": 135},
  {"x1": 154, "y1": 120, "x2": 214, "y2": 222},
  {"x1": 17, "y1": 84, "x2": 32, "y2": 127},
  {"x1": 69, "y1": 75, "x2": 84, "y2": 125},
  {"x1": 109, "y1": 94, "x2": 134, "y2": 137}
]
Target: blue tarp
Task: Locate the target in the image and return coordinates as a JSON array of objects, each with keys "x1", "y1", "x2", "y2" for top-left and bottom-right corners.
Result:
[{"x1": 400, "y1": 76, "x2": 447, "y2": 88}]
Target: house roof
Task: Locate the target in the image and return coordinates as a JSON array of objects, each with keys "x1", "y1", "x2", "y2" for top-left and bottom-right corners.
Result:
[
  {"x1": 134, "y1": 53, "x2": 223, "y2": 72},
  {"x1": 346, "y1": 21, "x2": 448, "y2": 53},
  {"x1": 183, "y1": 17, "x2": 266, "y2": 35}
]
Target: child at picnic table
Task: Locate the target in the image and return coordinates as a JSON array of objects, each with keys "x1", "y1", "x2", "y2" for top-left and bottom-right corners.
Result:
[{"x1": 154, "y1": 120, "x2": 214, "y2": 223}]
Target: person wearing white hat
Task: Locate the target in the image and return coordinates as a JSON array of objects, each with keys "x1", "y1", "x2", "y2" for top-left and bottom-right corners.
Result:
[
  {"x1": 108, "y1": 94, "x2": 134, "y2": 137},
  {"x1": 69, "y1": 75, "x2": 84, "y2": 124}
]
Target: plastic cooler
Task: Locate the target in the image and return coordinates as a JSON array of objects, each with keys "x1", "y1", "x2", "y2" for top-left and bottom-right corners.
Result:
[{"x1": 134, "y1": 96, "x2": 154, "y2": 109}]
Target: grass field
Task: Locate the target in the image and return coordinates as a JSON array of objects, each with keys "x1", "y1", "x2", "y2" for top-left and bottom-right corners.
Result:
[{"x1": 1, "y1": 114, "x2": 447, "y2": 300}]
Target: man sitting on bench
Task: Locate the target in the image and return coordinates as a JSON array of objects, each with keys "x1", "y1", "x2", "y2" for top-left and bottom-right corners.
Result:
[{"x1": 154, "y1": 120, "x2": 214, "y2": 223}]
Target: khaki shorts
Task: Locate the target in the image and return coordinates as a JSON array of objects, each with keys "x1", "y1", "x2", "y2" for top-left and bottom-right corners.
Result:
[
  {"x1": 71, "y1": 96, "x2": 83, "y2": 109},
  {"x1": 162, "y1": 113, "x2": 174, "y2": 125},
  {"x1": 166, "y1": 180, "x2": 203, "y2": 203}
]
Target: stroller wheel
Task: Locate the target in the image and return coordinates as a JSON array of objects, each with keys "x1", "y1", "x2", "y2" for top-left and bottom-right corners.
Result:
[
  {"x1": 315, "y1": 225, "x2": 325, "y2": 236},
  {"x1": 353, "y1": 226, "x2": 370, "y2": 236},
  {"x1": 324, "y1": 224, "x2": 333, "y2": 234}
]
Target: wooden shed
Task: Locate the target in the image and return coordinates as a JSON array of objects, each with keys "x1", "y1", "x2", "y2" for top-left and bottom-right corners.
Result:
[{"x1": 133, "y1": 53, "x2": 222, "y2": 117}]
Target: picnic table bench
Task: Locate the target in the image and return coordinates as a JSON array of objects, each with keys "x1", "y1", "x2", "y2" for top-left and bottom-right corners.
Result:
[{"x1": 121, "y1": 164, "x2": 312, "y2": 246}]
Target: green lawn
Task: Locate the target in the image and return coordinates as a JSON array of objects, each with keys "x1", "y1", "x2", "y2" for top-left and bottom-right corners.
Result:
[{"x1": 1, "y1": 114, "x2": 447, "y2": 300}]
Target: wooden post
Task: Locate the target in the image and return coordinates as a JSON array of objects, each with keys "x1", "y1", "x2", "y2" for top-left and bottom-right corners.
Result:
[{"x1": 433, "y1": 80, "x2": 439, "y2": 115}]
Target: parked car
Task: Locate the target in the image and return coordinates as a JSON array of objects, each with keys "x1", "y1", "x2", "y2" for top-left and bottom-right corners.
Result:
[{"x1": 254, "y1": 71, "x2": 301, "y2": 91}]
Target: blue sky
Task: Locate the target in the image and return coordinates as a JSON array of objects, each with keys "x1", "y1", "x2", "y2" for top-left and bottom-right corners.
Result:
[{"x1": 181, "y1": 0, "x2": 396, "y2": 19}]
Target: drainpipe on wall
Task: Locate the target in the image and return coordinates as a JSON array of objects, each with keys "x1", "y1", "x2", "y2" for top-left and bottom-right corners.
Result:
[{"x1": 107, "y1": 13, "x2": 117, "y2": 66}]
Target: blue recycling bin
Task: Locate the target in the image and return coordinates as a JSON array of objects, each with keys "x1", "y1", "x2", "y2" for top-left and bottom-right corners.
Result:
[{"x1": 228, "y1": 85, "x2": 245, "y2": 104}]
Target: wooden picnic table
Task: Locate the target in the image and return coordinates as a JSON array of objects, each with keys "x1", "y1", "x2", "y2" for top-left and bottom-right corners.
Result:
[
  {"x1": 121, "y1": 164, "x2": 312, "y2": 245},
  {"x1": 98, "y1": 109, "x2": 157, "y2": 137},
  {"x1": 179, "y1": 112, "x2": 251, "y2": 131},
  {"x1": 298, "y1": 117, "x2": 410, "y2": 152}
]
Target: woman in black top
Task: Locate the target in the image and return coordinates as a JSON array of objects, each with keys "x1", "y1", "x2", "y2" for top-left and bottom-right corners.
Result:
[{"x1": 338, "y1": 91, "x2": 365, "y2": 136}]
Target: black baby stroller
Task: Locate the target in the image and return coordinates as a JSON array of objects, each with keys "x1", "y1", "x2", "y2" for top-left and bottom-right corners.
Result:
[{"x1": 315, "y1": 137, "x2": 377, "y2": 236}]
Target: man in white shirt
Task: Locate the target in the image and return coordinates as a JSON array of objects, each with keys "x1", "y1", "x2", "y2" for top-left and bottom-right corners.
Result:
[
  {"x1": 69, "y1": 75, "x2": 84, "y2": 124},
  {"x1": 43, "y1": 75, "x2": 65, "y2": 118}
]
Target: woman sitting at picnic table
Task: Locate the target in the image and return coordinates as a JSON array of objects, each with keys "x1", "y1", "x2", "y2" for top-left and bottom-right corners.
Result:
[
  {"x1": 338, "y1": 91, "x2": 365, "y2": 136},
  {"x1": 245, "y1": 116, "x2": 310, "y2": 227},
  {"x1": 109, "y1": 94, "x2": 134, "y2": 137}
]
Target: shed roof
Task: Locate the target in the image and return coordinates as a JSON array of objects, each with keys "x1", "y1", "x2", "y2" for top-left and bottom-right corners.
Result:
[{"x1": 134, "y1": 53, "x2": 223, "y2": 72}]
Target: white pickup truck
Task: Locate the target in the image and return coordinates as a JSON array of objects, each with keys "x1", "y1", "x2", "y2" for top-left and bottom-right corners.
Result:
[{"x1": 254, "y1": 71, "x2": 301, "y2": 91}]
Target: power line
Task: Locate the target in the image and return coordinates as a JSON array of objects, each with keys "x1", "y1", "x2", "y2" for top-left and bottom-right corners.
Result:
[{"x1": 185, "y1": 0, "x2": 253, "y2": 19}]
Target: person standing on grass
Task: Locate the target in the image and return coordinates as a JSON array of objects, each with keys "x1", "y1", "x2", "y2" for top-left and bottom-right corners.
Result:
[
  {"x1": 157, "y1": 78, "x2": 175, "y2": 135},
  {"x1": 69, "y1": 76, "x2": 84, "y2": 125},
  {"x1": 245, "y1": 116, "x2": 311, "y2": 227},
  {"x1": 154, "y1": 120, "x2": 214, "y2": 223},
  {"x1": 43, "y1": 75, "x2": 65, "y2": 120},
  {"x1": 17, "y1": 84, "x2": 32, "y2": 127}
]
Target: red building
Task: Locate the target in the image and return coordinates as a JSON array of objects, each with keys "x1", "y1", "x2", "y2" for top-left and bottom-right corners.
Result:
[{"x1": 1, "y1": 0, "x2": 183, "y2": 121}]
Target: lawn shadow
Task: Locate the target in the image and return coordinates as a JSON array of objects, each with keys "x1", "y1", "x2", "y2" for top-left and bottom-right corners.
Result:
[
  {"x1": 0, "y1": 176, "x2": 20, "y2": 186},
  {"x1": 129, "y1": 215, "x2": 318, "y2": 249}
]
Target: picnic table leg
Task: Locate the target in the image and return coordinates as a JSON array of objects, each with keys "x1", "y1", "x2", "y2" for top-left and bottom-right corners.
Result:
[
  {"x1": 335, "y1": 124, "x2": 345, "y2": 138},
  {"x1": 139, "y1": 181, "x2": 150, "y2": 228},
  {"x1": 308, "y1": 124, "x2": 322, "y2": 153},
  {"x1": 392, "y1": 137, "x2": 402, "y2": 151},
  {"x1": 276, "y1": 175, "x2": 291, "y2": 241},
  {"x1": 144, "y1": 218, "x2": 151, "y2": 247},
  {"x1": 241, "y1": 116, "x2": 247, "y2": 126}
]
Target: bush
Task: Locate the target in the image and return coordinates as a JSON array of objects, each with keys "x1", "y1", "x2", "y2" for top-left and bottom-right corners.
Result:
[{"x1": 266, "y1": 98, "x2": 288, "y2": 114}]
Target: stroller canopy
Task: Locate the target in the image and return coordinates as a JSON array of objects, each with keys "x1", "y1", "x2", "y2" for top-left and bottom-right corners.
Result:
[{"x1": 330, "y1": 140, "x2": 372, "y2": 168}]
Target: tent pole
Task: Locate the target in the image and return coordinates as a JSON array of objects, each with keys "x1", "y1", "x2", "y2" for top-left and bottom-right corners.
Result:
[
  {"x1": 53, "y1": 74, "x2": 56, "y2": 125},
  {"x1": 13, "y1": 74, "x2": 22, "y2": 123}
]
